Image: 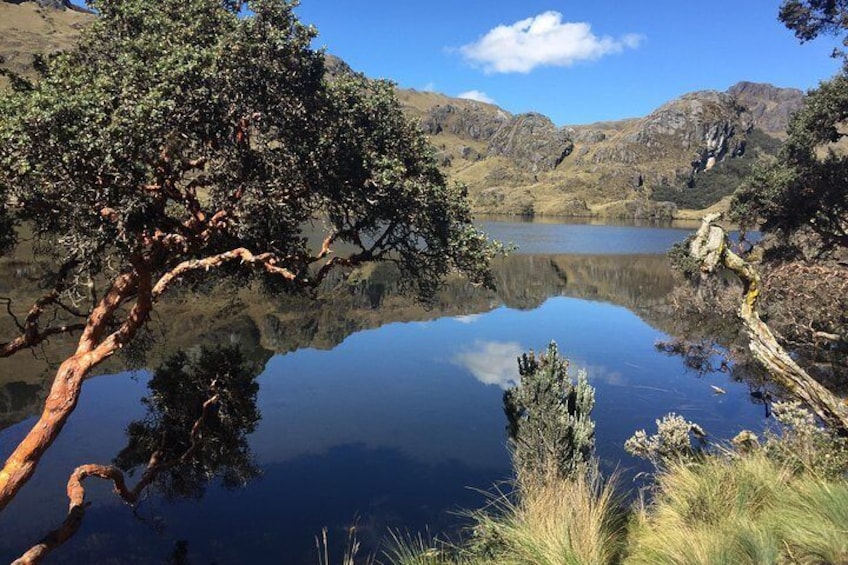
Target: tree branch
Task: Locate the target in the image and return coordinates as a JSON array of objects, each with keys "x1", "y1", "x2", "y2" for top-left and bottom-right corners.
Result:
[
  {"x1": 12, "y1": 393, "x2": 220, "y2": 565},
  {"x1": 151, "y1": 247, "x2": 297, "y2": 298},
  {"x1": 690, "y1": 213, "x2": 848, "y2": 433}
]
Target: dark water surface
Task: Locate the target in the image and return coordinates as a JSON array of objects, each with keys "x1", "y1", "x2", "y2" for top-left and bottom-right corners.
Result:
[{"x1": 0, "y1": 219, "x2": 767, "y2": 564}]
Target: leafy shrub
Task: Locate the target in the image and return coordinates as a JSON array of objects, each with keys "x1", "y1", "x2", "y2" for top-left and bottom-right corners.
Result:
[
  {"x1": 624, "y1": 413, "x2": 707, "y2": 467},
  {"x1": 503, "y1": 342, "x2": 596, "y2": 482}
]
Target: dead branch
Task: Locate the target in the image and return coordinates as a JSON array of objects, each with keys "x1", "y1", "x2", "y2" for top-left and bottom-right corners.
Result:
[
  {"x1": 0, "y1": 292, "x2": 86, "y2": 357},
  {"x1": 690, "y1": 213, "x2": 848, "y2": 433}
]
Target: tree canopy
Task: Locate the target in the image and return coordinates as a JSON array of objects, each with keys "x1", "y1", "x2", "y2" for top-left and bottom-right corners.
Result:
[
  {"x1": 731, "y1": 73, "x2": 848, "y2": 252},
  {"x1": 779, "y1": 0, "x2": 848, "y2": 54},
  {"x1": 0, "y1": 0, "x2": 496, "y2": 514},
  {"x1": 0, "y1": 0, "x2": 494, "y2": 299}
]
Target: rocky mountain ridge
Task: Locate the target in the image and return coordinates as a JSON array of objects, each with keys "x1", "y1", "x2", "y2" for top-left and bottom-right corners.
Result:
[
  {"x1": 0, "y1": 1, "x2": 807, "y2": 218},
  {"x1": 400, "y1": 81, "x2": 803, "y2": 217}
]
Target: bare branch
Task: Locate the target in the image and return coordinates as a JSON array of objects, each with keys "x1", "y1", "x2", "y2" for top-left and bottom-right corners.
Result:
[
  {"x1": 13, "y1": 393, "x2": 220, "y2": 565},
  {"x1": 151, "y1": 247, "x2": 298, "y2": 298}
]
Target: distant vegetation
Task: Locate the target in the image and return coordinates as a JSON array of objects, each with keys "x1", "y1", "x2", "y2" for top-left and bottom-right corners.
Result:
[{"x1": 651, "y1": 129, "x2": 783, "y2": 210}]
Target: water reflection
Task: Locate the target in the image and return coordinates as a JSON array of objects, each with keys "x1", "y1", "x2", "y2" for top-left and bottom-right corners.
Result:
[
  {"x1": 0, "y1": 221, "x2": 770, "y2": 564},
  {"x1": 5, "y1": 346, "x2": 265, "y2": 563},
  {"x1": 115, "y1": 346, "x2": 263, "y2": 501},
  {"x1": 453, "y1": 340, "x2": 525, "y2": 389},
  {"x1": 0, "y1": 253, "x2": 676, "y2": 430}
]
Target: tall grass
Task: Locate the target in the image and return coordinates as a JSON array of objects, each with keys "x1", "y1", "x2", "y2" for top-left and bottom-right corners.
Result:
[
  {"x1": 386, "y1": 452, "x2": 847, "y2": 565},
  {"x1": 386, "y1": 469, "x2": 626, "y2": 565},
  {"x1": 469, "y1": 470, "x2": 626, "y2": 565},
  {"x1": 625, "y1": 452, "x2": 848, "y2": 564}
]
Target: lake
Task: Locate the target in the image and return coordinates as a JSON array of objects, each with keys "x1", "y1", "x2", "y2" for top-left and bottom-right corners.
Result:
[{"x1": 0, "y1": 219, "x2": 768, "y2": 564}]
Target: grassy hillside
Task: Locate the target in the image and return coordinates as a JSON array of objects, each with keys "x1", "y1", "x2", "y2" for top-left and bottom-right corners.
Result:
[
  {"x1": 401, "y1": 88, "x2": 794, "y2": 219},
  {"x1": 0, "y1": 1, "x2": 92, "y2": 87}
]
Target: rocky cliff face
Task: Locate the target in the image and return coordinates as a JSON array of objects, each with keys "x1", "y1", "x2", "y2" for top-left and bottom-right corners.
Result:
[
  {"x1": 486, "y1": 113, "x2": 574, "y2": 173},
  {"x1": 727, "y1": 81, "x2": 804, "y2": 137},
  {"x1": 591, "y1": 91, "x2": 753, "y2": 181},
  {"x1": 420, "y1": 101, "x2": 510, "y2": 142}
]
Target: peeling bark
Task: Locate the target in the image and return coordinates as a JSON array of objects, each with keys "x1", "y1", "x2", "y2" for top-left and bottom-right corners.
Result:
[
  {"x1": 13, "y1": 394, "x2": 220, "y2": 564},
  {"x1": 0, "y1": 269, "x2": 150, "y2": 512},
  {"x1": 0, "y1": 242, "x2": 366, "y2": 514},
  {"x1": 690, "y1": 214, "x2": 848, "y2": 433}
]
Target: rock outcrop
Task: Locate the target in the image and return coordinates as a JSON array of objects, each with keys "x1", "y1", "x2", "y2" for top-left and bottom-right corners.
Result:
[
  {"x1": 420, "y1": 102, "x2": 509, "y2": 142},
  {"x1": 408, "y1": 82, "x2": 797, "y2": 216},
  {"x1": 727, "y1": 81, "x2": 805, "y2": 136},
  {"x1": 486, "y1": 113, "x2": 574, "y2": 173}
]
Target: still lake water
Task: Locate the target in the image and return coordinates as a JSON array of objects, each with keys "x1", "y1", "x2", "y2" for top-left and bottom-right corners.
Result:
[{"x1": 0, "y1": 219, "x2": 767, "y2": 564}]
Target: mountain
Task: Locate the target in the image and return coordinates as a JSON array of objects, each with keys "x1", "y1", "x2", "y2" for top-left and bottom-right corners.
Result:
[
  {"x1": 0, "y1": 1, "x2": 806, "y2": 218},
  {"x1": 727, "y1": 81, "x2": 805, "y2": 138},
  {"x1": 0, "y1": 0, "x2": 93, "y2": 86},
  {"x1": 400, "y1": 83, "x2": 802, "y2": 217}
]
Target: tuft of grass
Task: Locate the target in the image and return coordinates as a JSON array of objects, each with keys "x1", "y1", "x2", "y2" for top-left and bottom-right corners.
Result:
[
  {"x1": 316, "y1": 525, "x2": 375, "y2": 565},
  {"x1": 387, "y1": 468, "x2": 626, "y2": 565},
  {"x1": 625, "y1": 451, "x2": 848, "y2": 565},
  {"x1": 473, "y1": 470, "x2": 626, "y2": 565},
  {"x1": 380, "y1": 530, "x2": 466, "y2": 565}
]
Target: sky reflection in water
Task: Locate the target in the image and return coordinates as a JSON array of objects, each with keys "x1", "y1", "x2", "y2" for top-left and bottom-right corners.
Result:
[{"x1": 0, "y1": 220, "x2": 767, "y2": 564}]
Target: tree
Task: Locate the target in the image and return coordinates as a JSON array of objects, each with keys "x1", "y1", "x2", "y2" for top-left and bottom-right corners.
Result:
[
  {"x1": 779, "y1": 0, "x2": 848, "y2": 55},
  {"x1": 732, "y1": 1, "x2": 848, "y2": 251},
  {"x1": 725, "y1": 2, "x2": 848, "y2": 393},
  {"x1": 0, "y1": 0, "x2": 495, "y2": 512},
  {"x1": 732, "y1": 73, "x2": 848, "y2": 252}
]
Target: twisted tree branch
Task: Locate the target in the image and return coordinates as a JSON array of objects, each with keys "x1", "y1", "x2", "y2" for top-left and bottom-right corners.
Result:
[
  {"x1": 13, "y1": 393, "x2": 220, "y2": 564},
  {"x1": 690, "y1": 213, "x2": 848, "y2": 433}
]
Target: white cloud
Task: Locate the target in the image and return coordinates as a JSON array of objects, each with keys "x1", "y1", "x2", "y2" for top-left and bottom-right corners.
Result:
[
  {"x1": 457, "y1": 90, "x2": 496, "y2": 104},
  {"x1": 422, "y1": 81, "x2": 437, "y2": 92},
  {"x1": 453, "y1": 314, "x2": 482, "y2": 324},
  {"x1": 459, "y1": 11, "x2": 644, "y2": 74},
  {"x1": 453, "y1": 341, "x2": 524, "y2": 389}
]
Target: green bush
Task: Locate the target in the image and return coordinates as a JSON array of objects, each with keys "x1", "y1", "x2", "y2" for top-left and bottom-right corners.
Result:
[{"x1": 504, "y1": 342, "x2": 596, "y2": 483}]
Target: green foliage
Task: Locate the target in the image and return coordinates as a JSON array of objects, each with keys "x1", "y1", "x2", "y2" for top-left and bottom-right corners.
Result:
[
  {"x1": 624, "y1": 413, "x2": 707, "y2": 467},
  {"x1": 666, "y1": 236, "x2": 700, "y2": 281},
  {"x1": 651, "y1": 130, "x2": 782, "y2": 210},
  {"x1": 503, "y1": 342, "x2": 596, "y2": 482},
  {"x1": 114, "y1": 345, "x2": 261, "y2": 499},
  {"x1": 0, "y1": 0, "x2": 494, "y2": 301},
  {"x1": 779, "y1": 0, "x2": 848, "y2": 57},
  {"x1": 731, "y1": 73, "x2": 848, "y2": 252}
]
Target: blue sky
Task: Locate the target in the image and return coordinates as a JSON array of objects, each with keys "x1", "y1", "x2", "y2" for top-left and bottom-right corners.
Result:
[{"x1": 294, "y1": 1, "x2": 843, "y2": 125}]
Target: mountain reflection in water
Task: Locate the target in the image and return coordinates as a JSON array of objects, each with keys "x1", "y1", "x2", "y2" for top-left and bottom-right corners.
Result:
[{"x1": 0, "y1": 223, "x2": 767, "y2": 564}]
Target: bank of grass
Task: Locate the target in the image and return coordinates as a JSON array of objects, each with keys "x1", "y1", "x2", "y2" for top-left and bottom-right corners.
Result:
[
  {"x1": 387, "y1": 452, "x2": 848, "y2": 565},
  {"x1": 627, "y1": 452, "x2": 848, "y2": 564}
]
